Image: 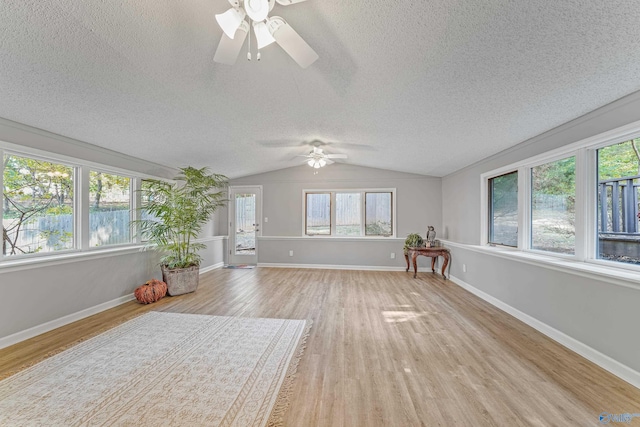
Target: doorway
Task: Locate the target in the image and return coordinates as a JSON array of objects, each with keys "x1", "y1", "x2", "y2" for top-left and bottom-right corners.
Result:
[{"x1": 228, "y1": 186, "x2": 262, "y2": 265}]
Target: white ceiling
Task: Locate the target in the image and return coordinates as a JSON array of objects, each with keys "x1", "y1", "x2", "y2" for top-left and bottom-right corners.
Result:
[{"x1": 2, "y1": 1, "x2": 640, "y2": 178}]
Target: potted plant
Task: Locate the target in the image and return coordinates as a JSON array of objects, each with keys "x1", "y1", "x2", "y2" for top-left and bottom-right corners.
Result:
[
  {"x1": 403, "y1": 233, "x2": 424, "y2": 254},
  {"x1": 134, "y1": 167, "x2": 228, "y2": 296}
]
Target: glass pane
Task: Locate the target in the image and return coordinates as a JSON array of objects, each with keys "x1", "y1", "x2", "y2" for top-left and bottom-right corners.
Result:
[
  {"x1": 365, "y1": 192, "x2": 392, "y2": 236},
  {"x1": 597, "y1": 139, "x2": 640, "y2": 265},
  {"x1": 336, "y1": 193, "x2": 361, "y2": 236},
  {"x1": 306, "y1": 193, "x2": 330, "y2": 235},
  {"x1": 89, "y1": 171, "x2": 131, "y2": 246},
  {"x1": 531, "y1": 157, "x2": 575, "y2": 254},
  {"x1": 3, "y1": 154, "x2": 74, "y2": 256},
  {"x1": 235, "y1": 193, "x2": 256, "y2": 255},
  {"x1": 489, "y1": 171, "x2": 518, "y2": 246}
]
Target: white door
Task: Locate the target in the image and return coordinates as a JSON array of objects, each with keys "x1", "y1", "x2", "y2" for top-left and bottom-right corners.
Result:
[{"x1": 228, "y1": 186, "x2": 262, "y2": 265}]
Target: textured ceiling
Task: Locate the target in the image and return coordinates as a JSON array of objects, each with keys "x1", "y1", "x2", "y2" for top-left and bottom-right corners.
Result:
[{"x1": 2, "y1": 1, "x2": 640, "y2": 178}]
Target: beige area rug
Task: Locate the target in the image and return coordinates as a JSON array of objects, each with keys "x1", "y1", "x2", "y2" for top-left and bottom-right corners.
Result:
[{"x1": 0, "y1": 312, "x2": 311, "y2": 426}]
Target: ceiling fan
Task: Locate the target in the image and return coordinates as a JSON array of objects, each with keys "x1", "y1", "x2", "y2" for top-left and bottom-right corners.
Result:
[
  {"x1": 213, "y1": 0, "x2": 318, "y2": 68},
  {"x1": 298, "y1": 146, "x2": 347, "y2": 168}
]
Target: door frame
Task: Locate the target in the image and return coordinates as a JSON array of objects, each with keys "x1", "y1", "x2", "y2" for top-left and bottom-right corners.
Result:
[{"x1": 228, "y1": 185, "x2": 263, "y2": 265}]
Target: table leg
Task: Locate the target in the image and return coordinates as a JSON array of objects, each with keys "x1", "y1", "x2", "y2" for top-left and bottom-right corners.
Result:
[
  {"x1": 412, "y1": 252, "x2": 418, "y2": 278},
  {"x1": 431, "y1": 256, "x2": 436, "y2": 273},
  {"x1": 404, "y1": 252, "x2": 410, "y2": 272},
  {"x1": 441, "y1": 252, "x2": 450, "y2": 279}
]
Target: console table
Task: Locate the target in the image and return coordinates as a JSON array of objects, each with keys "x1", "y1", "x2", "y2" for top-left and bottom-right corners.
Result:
[{"x1": 404, "y1": 247, "x2": 451, "y2": 279}]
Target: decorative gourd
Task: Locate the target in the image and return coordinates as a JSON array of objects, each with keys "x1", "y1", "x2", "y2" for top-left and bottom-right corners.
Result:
[{"x1": 134, "y1": 279, "x2": 168, "y2": 304}]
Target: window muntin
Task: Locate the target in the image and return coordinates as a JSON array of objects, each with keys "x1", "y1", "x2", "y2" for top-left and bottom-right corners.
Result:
[
  {"x1": 306, "y1": 193, "x2": 331, "y2": 235},
  {"x1": 3, "y1": 154, "x2": 75, "y2": 256},
  {"x1": 531, "y1": 156, "x2": 576, "y2": 254},
  {"x1": 304, "y1": 189, "x2": 394, "y2": 237},
  {"x1": 365, "y1": 192, "x2": 393, "y2": 236},
  {"x1": 597, "y1": 139, "x2": 640, "y2": 265},
  {"x1": 89, "y1": 171, "x2": 131, "y2": 247},
  {"x1": 488, "y1": 171, "x2": 518, "y2": 247}
]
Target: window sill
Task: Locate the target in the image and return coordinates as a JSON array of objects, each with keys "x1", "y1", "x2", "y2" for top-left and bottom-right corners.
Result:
[
  {"x1": 0, "y1": 245, "x2": 147, "y2": 274},
  {"x1": 440, "y1": 240, "x2": 640, "y2": 291},
  {"x1": 258, "y1": 235, "x2": 402, "y2": 242}
]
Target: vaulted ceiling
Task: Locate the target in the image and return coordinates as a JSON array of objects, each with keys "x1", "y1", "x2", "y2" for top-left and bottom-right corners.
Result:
[{"x1": 2, "y1": 1, "x2": 640, "y2": 178}]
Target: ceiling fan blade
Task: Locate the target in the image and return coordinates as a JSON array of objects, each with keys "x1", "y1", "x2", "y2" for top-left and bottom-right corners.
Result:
[
  {"x1": 275, "y1": 0, "x2": 308, "y2": 5},
  {"x1": 326, "y1": 154, "x2": 347, "y2": 159},
  {"x1": 268, "y1": 17, "x2": 318, "y2": 68},
  {"x1": 213, "y1": 21, "x2": 249, "y2": 65},
  {"x1": 325, "y1": 158, "x2": 335, "y2": 165}
]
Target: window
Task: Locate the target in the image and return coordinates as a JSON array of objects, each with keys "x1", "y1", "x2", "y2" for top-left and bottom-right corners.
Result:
[
  {"x1": 3, "y1": 154, "x2": 75, "y2": 256},
  {"x1": 336, "y1": 193, "x2": 361, "y2": 236},
  {"x1": 305, "y1": 193, "x2": 331, "y2": 235},
  {"x1": 482, "y1": 124, "x2": 640, "y2": 271},
  {"x1": 0, "y1": 145, "x2": 160, "y2": 263},
  {"x1": 365, "y1": 192, "x2": 392, "y2": 236},
  {"x1": 488, "y1": 172, "x2": 518, "y2": 247},
  {"x1": 597, "y1": 139, "x2": 640, "y2": 265},
  {"x1": 531, "y1": 156, "x2": 575, "y2": 254},
  {"x1": 89, "y1": 171, "x2": 131, "y2": 247},
  {"x1": 304, "y1": 189, "x2": 395, "y2": 237}
]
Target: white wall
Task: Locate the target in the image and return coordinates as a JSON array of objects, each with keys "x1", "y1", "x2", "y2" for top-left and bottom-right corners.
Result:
[
  {"x1": 441, "y1": 90, "x2": 640, "y2": 381},
  {"x1": 229, "y1": 163, "x2": 442, "y2": 269},
  {"x1": 0, "y1": 118, "x2": 226, "y2": 345}
]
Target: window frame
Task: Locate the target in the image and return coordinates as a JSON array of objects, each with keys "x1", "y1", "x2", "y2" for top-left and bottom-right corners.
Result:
[
  {"x1": 302, "y1": 188, "x2": 396, "y2": 238},
  {"x1": 481, "y1": 118, "x2": 640, "y2": 272}
]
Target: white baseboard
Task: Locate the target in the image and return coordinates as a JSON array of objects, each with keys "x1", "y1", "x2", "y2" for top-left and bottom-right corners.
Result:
[
  {"x1": 0, "y1": 263, "x2": 225, "y2": 350},
  {"x1": 200, "y1": 262, "x2": 224, "y2": 274},
  {"x1": 449, "y1": 275, "x2": 640, "y2": 390},
  {"x1": 0, "y1": 294, "x2": 135, "y2": 350},
  {"x1": 258, "y1": 262, "x2": 434, "y2": 272}
]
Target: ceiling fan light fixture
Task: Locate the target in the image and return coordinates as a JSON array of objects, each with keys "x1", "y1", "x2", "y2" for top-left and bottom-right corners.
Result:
[
  {"x1": 307, "y1": 159, "x2": 315, "y2": 167},
  {"x1": 215, "y1": 7, "x2": 246, "y2": 39},
  {"x1": 253, "y1": 21, "x2": 276, "y2": 49},
  {"x1": 319, "y1": 158, "x2": 326, "y2": 167},
  {"x1": 244, "y1": 0, "x2": 270, "y2": 21}
]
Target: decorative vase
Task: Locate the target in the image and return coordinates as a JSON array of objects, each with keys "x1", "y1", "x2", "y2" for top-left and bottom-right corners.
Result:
[
  {"x1": 134, "y1": 279, "x2": 168, "y2": 304},
  {"x1": 161, "y1": 265, "x2": 200, "y2": 296}
]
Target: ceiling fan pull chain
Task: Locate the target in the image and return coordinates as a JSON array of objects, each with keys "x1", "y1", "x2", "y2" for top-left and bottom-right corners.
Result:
[{"x1": 247, "y1": 20, "x2": 252, "y2": 61}]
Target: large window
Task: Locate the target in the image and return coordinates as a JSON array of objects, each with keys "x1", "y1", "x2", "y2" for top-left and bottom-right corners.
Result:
[
  {"x1": 488, "y1": 172, "x2": 518, "y2": 246},
  {"x1": 483, "y1": 130, "x2": 640, "y2": 269},
  {"x1": 305, "y1": 189, "x2": 395, "y2": 237},
  {"x1": 3, "y1": 154, "x2": 75, "y2": 256},
  {"x1": 1, "y1": 147, "x2": 159, "y2": 262},
  {"x1": 531, "y1": 157, "x2": 575, "y2": 254},
  {"x1": 89, "y1": 171, "x2": 131, "y2": 247}
]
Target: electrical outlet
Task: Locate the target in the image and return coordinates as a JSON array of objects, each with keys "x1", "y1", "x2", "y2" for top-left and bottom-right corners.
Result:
[
  {"x1": 463, "y1": 264, "x2": 467, "y2": 273},
  {"x1": 264, "y1": 217, "x2": 268, "y2": 223},
  {"x1": 289, "y1": 250, "x2": 293, "y2": 257},
  {"x1": 390, "y1": 252, "x2": 396, "y2": 259}
]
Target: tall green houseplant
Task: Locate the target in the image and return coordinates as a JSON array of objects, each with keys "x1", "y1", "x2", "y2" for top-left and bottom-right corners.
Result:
[{"x1": 135, "y1": 167, "x2": 228, "y2": 295}]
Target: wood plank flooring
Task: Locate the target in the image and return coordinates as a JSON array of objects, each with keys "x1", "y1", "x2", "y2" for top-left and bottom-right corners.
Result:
[{"x1": 1, "y1": 267, "x2": 639, "y2": 426}]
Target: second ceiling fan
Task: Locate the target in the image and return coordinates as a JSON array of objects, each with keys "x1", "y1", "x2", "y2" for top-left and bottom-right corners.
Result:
[{"x1": 213, "y1": 0, "x2": 318, "y2": 68}]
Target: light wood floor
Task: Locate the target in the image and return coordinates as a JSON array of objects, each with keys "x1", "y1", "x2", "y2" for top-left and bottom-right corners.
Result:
[{"x1": 1, "y1": 268, "x2": 639, "y2": 426}]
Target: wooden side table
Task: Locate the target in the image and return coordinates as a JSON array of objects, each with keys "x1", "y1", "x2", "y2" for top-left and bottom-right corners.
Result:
[{"x1": 404, "y1": 246, "x2": 451, "y2": 279}]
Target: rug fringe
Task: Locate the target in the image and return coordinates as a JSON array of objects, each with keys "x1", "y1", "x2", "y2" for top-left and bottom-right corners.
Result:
[{"x1": 266, "y1": 319, "x2": 313, "y2": 427}]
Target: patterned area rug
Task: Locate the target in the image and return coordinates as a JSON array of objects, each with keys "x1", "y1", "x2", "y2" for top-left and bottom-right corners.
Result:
[{"x1": 0, "y1": 312, "x2": 310, "y2": 426}]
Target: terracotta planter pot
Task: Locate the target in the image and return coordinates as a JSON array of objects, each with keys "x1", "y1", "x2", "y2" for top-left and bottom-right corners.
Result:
[{"x1": 161, "y1": 265, "x2": 200, "y2": 296}]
